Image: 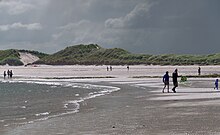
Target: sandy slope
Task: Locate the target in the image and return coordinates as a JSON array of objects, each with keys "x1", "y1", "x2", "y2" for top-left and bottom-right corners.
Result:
[{"x1": 19, "y1": 52, "x2": 39, "y2": 65}]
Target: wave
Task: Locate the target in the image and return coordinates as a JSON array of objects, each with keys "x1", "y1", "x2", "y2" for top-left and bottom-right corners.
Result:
[
  {"x1": 0, "y1": 79, "x2": 120, "y2": 127},
  {"x1": 35, "y1": 112, "x2": 50, "y2": 117}
]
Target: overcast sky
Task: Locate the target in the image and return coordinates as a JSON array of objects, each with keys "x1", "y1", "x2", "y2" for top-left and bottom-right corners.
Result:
[{"x1": 0, "y1": 0, "x2": 220, "y2": 54}]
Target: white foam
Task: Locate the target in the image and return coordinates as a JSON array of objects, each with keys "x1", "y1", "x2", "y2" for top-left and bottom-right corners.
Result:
[
  {"x1": 35, "y1": 112, "x2": 50, "y2": 117},
  {"x1": 0, "y1": 120, "x2": 5, "y2": 122},
  {"x1": 2, "y1": 80, "x2": 63, "y2": 86},
  {"x1": 0, "y1": 79, "x2": 120, "y2": 126},
  {"x1": 20, "y1": 106, "x2": 26, "y2": 109},
  {"x1": 1, "y1": 79, "x2": 118, "y2": 92},
  {"x1": 15, "y1": 117, "x2": 26, "y2": 121},
  {"x1": 64, "y1": 85, "x2": 120, "y2": 115}
]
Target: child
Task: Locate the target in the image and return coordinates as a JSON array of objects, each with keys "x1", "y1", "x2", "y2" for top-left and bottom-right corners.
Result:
[{"x1": 214, "y1": 79, "x2": 218, "y2": 90}]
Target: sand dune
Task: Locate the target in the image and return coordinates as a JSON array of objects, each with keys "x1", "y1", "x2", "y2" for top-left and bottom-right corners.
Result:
[{"x1": 19, "y1": 52, "x2": 39, "y2": 65}]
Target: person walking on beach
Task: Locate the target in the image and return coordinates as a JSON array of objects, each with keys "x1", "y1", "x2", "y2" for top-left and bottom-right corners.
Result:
[
  {"x1": 7, "y1": 69, "x2": 10, "y2": 78},
  {"x1": 110, "y1": 66, "x2": 112, "y2": 71},
  {"x1": 198, "y1": 67, "x2": 201, "y2": 76},
  {"x1": 162, "y1": 71, "x2": 169, "y2": 93},
  {"x1": 214, "y1": 79, "x2": 218, "y2": 90},
  {"x1": 10, "y1": 70, "x2": 13, "y2": 78},
  {"x1": 172, "y1": 69, "x2": 178, "y2": 93},
  {"x1": 3, "y1": 71, "x2": 6, "y2": 79},
  {"x1": 107, "y1": 66, "x2": 109, "y2": 71},
  {"x1": 127, "y1": 65, "x2": 129, "y2": 71}
]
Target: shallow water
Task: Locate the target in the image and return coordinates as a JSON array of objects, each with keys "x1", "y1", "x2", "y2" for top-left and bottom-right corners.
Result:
[{"x1": 0, "y1": 80, "x2": 119, "y2": 132}]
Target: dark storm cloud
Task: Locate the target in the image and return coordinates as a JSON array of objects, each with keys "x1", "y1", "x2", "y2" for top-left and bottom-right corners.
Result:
[
  {"x1": 0, "y1": 0, "x2": 220, "y2": 54},
  {"x1": 103, "y1": 0, "x2": 220, "y2": 54}
]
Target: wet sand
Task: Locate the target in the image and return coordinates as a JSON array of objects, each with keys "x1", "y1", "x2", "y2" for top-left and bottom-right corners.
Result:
[
  {"x1": 3, "y1": 79, "x2": 220, "y2": 135},
  {"x1": 1, "y1": 65, "x2": 220, "y2": 135}
]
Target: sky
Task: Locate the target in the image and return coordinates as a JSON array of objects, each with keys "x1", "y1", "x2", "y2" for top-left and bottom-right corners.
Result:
[{"x1": 0, "y1": 0, "x2": 220, "y2": 54}]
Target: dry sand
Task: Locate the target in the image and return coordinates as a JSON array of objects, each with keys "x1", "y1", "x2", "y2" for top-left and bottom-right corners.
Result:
[
  {"x1": 1, "y1": 65, "x2": 220, "y2": 79},
  {"x1": 1, "y1": 65, "x2": 220, "y2": 135},
  {"x1": 19, "y1": 52, "x2": 39, "y2": 65}
]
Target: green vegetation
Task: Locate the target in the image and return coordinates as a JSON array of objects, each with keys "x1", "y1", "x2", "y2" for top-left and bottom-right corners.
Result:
[
  {"x1": 35, "y1": 44, "x2": 220, "y2": 65},
  {"x1": 1, "y1": 44, "x2": 220, "y2": 66},
  {"x1": 180, "y1": 76, "x2": 187, "y2": 82},
  {"x1": 146, "y1": 54, "x2": 217, "y2": 65},
  {"x1": 0, "y1": 49, "x2": 48, "y2": 66},
  {"x1": 35, "y1": 44, "x2": 139, "y2": 65},
  {"x1": 0, "y1": 49, "x2": 23, "y2": 66},
  {"x1": 35, "y1": 44, "x2": 152, "y2": 65}
]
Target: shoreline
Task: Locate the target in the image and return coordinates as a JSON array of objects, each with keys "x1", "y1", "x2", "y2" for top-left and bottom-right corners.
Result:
[
  {"x1": 2, "y1": 78, "x2": 220, "y2": 134},
  {"x1": 1, "y1": 65, "x2": 220, "y2": 134}
]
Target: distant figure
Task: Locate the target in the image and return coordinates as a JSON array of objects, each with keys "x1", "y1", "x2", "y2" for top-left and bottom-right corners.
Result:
[
  {"x1": 3, "y1": 71, "x2": 6, "y2": 79},
  {"x1": 7, "y1": 69, "x2": 10, "y2": 78},
  {"x1": 9, "y1": 70, "x2": 13, "y2": 78},
  {"x1": 172, "y1": 69, "x2": 178, "y2": 93},
  {"x1": 110, "y1": 66, "x2": 112, "y2": 71},
  {"x1": 162, "y1": 71, "x2": 169, "y2": 93},
  {"x1": 214, "y1": 79, "x2": 219, "y2": 90},
  {"x1": 107, "y1": 66, "x2": 109, "y2": 71},
  {"x1": 198, "y1": 67, "x2": 201, "y2": 76},
  {"x1": 127, "y1": 66, "x2": 129, "y2": 71}
]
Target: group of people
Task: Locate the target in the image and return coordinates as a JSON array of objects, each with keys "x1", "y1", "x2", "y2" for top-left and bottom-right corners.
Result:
[
  {"x1": 107, "y1": 65, "x2": 130, "y2": 71},
  {"x1": 162, "y1": 69, "x2": 178, "y2": 93},
  {"x1": 107, "y1": 66, "x2": 113, "y2": 71},
  {"x1": 3, "y1": 70, "x2": 13, "y2": 79},
  {"x1": 162, "y1": 67, "x2": 219, "y2": 93}
]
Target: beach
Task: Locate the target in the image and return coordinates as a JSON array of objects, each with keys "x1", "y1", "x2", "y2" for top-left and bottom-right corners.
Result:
[{"x1": 1, "y1": 65, "x2": 220, "y2": 135}]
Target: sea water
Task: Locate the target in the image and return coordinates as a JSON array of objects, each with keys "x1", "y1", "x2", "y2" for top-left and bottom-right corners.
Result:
[{"x1": 0, "y1": 80, "x2": 120, "y2": 131}]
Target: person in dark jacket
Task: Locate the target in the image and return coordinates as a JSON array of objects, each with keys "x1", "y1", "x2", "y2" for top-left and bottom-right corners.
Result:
[
  {"x1": 214, "y1": 79, "x2": 219, "y2": 90},
  {"x1": 3, "y1": 71, "x2": 6, "y2": 79},
  {"x1": 110, "y1": 66, "x2": 112, "y2": 71},
  {"x1": 198, "y1": 67, "x2": 201, "y2": 75},
  {"x1": 10, "y1": 70, "x2": 13, "y2": 78},
  {"x1": 7, "y1": 69, "x2": 10, "y2": 78},
  {"x1": 172, "y1": 69, "x2": 178, "y2": 93},
  {"x1": 162, "y1": 71, "x2": 169, "y2": 93}
]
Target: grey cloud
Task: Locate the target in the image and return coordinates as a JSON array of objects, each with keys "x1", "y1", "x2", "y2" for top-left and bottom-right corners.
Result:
[
  {"x1": 52, "y1": 20, "x2": 101, "y2": 46},
  {"x1": 0, "y1": 41, "x2": 59, "y2": 53},
  {"x1": 59, "y1": 20, "x2": 91, "y2": 31},
  {"x1": 0, "y1": 0, "x2": 220, "y2": 55},
  {"x1": 0, "y1": 0, "x2": 35, "y2": 15},
  {"x1": 0, "y1": 22, "x2": 42, "y2": 31},
  {"x1": 105, "y1": 2, "x2": 153, "y2": 29},
  {"x1": 103, "y1": 0, "x2": 220, "y2": 54}
]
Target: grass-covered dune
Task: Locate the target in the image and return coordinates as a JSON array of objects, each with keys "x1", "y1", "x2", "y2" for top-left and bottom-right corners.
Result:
[
  {"x1": 0, "y1": 49, "x2": 48, "y2": 66},
  {"x1": 147, "y1": 53, "x2": 220, "y2": 65},
  {"x1": 1, "y1": 44, "x2": 220, "y2": 66},
  {"x1": 0, "y1": 49, "x2": 22, "y2": 66},
  {"x1": 34, "y1": 44, "x2": 151, "y2": 65},
  {"x1": 35, "y1": 44, "x2": 220, "y2": 65}
]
